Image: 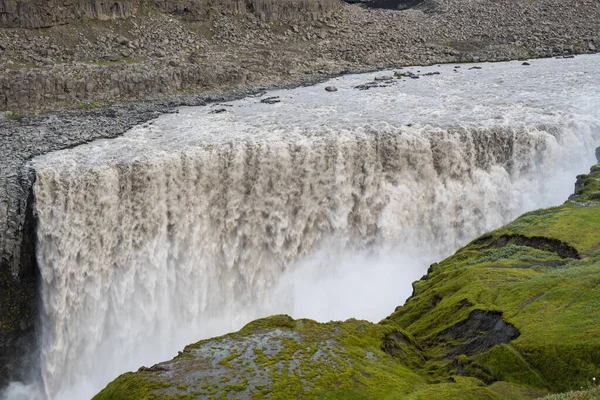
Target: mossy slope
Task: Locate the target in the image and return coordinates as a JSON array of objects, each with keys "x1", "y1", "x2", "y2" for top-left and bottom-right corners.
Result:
[{"x1": 95, "y1": 165, "x2": 600, "y2": 400}]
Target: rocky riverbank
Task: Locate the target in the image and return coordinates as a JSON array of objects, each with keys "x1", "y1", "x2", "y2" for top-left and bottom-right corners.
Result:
[
  {"x1": 1, "y1": 0, "x2": 600, "y2": 391},
  {"x1": 94, "y1": 158, "x2": 600, "y2": 399}
]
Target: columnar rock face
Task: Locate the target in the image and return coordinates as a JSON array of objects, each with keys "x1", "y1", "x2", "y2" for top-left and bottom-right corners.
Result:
[
  {"x1": 0, "y1": 0, "x2": 340, "y2": 28},
  {"x1": 0, "y1": 164, "x2": 37, "y2": 389},
  {"x1": 0, "y1": 0, "x2": 139, "y2": 28},
  {"x1": 155, "y1": 0, "x2": 340, "y2": 21}
]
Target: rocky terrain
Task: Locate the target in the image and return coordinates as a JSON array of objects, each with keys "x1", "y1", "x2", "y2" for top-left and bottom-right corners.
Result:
[
  {"x1": 1, "y1": 0, "x2": 600, "y2": 392},
  {"x1": 94, "y1": 158, "x2": 600, "y2": 399}
]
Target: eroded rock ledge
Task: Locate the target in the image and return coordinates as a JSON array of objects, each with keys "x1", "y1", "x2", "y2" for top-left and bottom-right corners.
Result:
[{"x1": 94, "y1": 162, "x2": 600, "y2": 399}]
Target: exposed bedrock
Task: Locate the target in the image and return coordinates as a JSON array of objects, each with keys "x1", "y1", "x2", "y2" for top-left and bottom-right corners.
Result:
[{"x1": 0, "y1": 167, "x2": 37, "y2": 388}]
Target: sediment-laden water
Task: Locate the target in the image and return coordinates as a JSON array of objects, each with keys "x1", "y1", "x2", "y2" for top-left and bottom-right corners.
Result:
[{"x1": 4, "y1": 55, "x2": 600, "y2": 400}]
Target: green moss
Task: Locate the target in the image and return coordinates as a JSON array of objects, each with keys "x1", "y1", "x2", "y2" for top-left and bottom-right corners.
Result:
[
  {"x1": 488, "y1": 381, "x2": 546, "y2": 399},
  {"x1": 473, "y1": 344, "x2": 546, "y2": 389},
  {"x1": 77, "y1": 101, "x2": 100, "y2": 110},
  {"x1": 240, "y1": 314, "x2": 296, "y2": 333},
  {"x1": 405, "y1": 377, "x2": 504, "y2": 400},
  {"x1": 543, "y1": 386, "x2": 600, "y2": 400},
  {"x1": 92, "y1": 372, "x2": 171, "y2": 400},
  {"x1": 3, "y1": 111, "x2": 26, "y2": 121}
]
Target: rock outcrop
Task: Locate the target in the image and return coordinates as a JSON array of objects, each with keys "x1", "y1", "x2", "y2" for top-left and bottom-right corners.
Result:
[{"x1": 0, "y1": 101, "x2": 201, "y2": 388}]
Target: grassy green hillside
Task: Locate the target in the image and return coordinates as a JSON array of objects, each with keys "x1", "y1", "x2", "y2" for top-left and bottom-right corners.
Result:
[{"x1": 94, "y1": 163, "x2": 600, "y2": 400}]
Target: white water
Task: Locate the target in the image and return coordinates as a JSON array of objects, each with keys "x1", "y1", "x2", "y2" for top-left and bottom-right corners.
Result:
[{"x1": 4, "y1": 55, "x2": 600, "y2": 400}]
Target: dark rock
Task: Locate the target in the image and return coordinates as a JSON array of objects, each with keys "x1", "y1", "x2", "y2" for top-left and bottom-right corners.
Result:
[
  {"x1": 473, "y1": 234, "x2": 580, "y2": 259},
  {"x1": 355, "y1": 0, "x2": 427, "y2": 11},
  {"x1": 395, "y1": 71, "x2": 417, "y2": 78},
  {"x1": 354, "y1": 82, "x2": 380, "y2": 90},
  {"x1": 325, "y1": 86, "x2": 338, "y2": 92},
  {"x1": 115, "y1": 36, "x2": 130, "y2": 46},
  {"x1": 0, "y1": 170, "x2": 38, "y2": 388},
  {"x1": 103, "y1": 54, "x2": 120, "y2": 62},
  {"x1": 444, "y1": 310, "x2": 520, "y2": 357},
  {"x1": 138, "y1": 363, "x2": 169, "y2": 372},
  {"x1": 430, "y1": 294, "x2": 442, "y2": 307},
  {"x1": 522, "y1": 62, "x2": 530, "y2": 65},
  {"x1": 589, "y1": 191, "x2": 600, "y2": 200},
  {"x1": 260, "y1": 96, "x2": 281, "y2": 104},
  {"x1": 456, "y1": 298, "x2": 473, "y2": 310},
  {"x1": 570, "y1": 201, "x2": 596, "y2": 207},
  {"x1": 381, "y1": 331, "x2": 411, "y2": 357}
]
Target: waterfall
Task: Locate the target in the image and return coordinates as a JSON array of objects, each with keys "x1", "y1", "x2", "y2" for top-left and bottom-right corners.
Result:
[
  {"x1": 31, "y1": 122, "x2": 597, "y2": 399},
  {"x1": 6, "y1": 55, "x2": 600, "y2": 399}
]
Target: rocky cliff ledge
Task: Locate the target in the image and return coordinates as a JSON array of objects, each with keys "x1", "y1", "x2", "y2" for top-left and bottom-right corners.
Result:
[{"x1": 95, "y1": 161, "x2": 600, "y2": 399}]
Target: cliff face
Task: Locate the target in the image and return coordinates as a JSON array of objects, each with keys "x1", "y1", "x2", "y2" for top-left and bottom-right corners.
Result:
[
  {"x1": 0, "y1": 164, "x2": 37, "y2": 388},
  {"x1": 95, "y1": 161, "x2": 600, "y2": 400},
  {"x1": 0, "y1": 0, "x2": 138, "y2": 28},
  {"x1": 154, "y1": 0, "x2": 340, "y2": 22},
  {"x1": 0, "y1": 0, "x2": 340, "y2": 28}
]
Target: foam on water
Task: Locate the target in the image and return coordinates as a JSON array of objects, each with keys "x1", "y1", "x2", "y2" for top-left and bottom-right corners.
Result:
[{"x1": 3, "y1": 55, "x2": 600, "y2": 400}]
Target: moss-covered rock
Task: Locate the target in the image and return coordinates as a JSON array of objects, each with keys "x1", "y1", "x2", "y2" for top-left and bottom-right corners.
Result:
[{"x1": 95, "y1": 164, "x2": 600, "y2": 400}]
